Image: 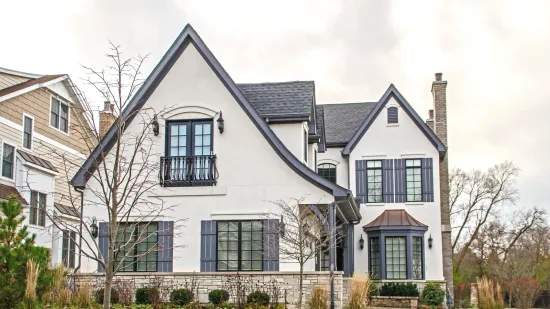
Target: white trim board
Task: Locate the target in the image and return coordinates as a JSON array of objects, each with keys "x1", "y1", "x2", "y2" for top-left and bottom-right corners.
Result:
[
  {"x1": 0, "y1": 116, "x2": 86, "y2": 159},
  {"x1": 0, "y1": 76, "x2": 68, "y2": 103}
]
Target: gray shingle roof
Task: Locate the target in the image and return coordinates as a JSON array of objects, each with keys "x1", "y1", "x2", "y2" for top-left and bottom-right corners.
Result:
[
  {"x1": 237, "y1": 81, "x2": 314, "y2": 117},
  {"x1": 17, "y1": 149, "x2": 58, "y2": 172},
  {"x1": 54, "y1": 202, "x2": 80, "y2": 217},
  {"x1": 320, "y1": 102, "x2": 377, "y2": 145}
]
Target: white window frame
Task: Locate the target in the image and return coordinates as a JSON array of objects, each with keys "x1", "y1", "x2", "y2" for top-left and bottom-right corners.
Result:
[
  {"x1": 21, "y1": 113, "x2": 35, "y2": 151},
  {"x1": 0, "y1": 141, "x2": 16, "y2": 181},
  {"x1": 49, "y1": 95, "x2": 70, "y2": 135}
]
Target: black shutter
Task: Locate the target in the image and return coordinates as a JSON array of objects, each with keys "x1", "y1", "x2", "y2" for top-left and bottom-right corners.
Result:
[
  {"x1": 200, "y1": 220, "x2": 217, "y2": 272},
  {"x1": 387, "y1": 106, "x2": 398, "y2": 123},
  {"x1": 355, "y1": 160, "x2": 367, "y2": 204},
  {"x1": 69, "y1": 231, "x2": 76, "y2": 268},
  {"x1": 98, "y1": 222, "x2": 109, "y2": 272},
  {"x1": 158, "y1": 221, "x2": 174, "y2": 272},
  {"x1": 421, "y1": 158, "x2": 434, "y2": 202},
  {"x1": 382, "y1": 159, "x2": 394, "y2": 203},
  {"x1": 394, "y1": 159, "x2": 406, "y2": 203},
  {"x1": 263, "y1": 219, "x2": 279, "y2": 271},
  {"x1": 62, "y1": 230, "x2": 69, "y2": 267}
]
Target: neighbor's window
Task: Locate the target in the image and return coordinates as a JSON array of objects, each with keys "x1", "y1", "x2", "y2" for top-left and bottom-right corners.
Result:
[
  {"x1": 385, "y1": 236, "x2": 407, "y2": 279},
  {"x1": 318, "y1": 163, "x2": 337, "y2": 183},
  {"x1": 23, "y1": 115, "x2": 33, "y2": 149},
  {"x1": 217, "y1": 221, "x2": 263, "y2": 271},
  {"x1": 387, "y1": 106, "x2": 398, "y2": 124},
  {"x1": 115, "y1": 223, "x2": 158, "y2": 272},
  {"x1": 62, "y1": 230, "x2": 77, "y2": 268},
  {"x1": 412, "y1": 236, "x2": 423, "y2": 280},
  {"x1": 366, "y1": 160, "x2": 383, "y2": 203},
  {"x1": 1, "y1": 143, "x2": 15, "y2": 179},
  {"x1": 29, "y1": 191, "x2": 46, "y2": 227},
  {"x1": 50, "y1": 97, "x2": 69, "y2": 133},
  {"x1": 406, "y1": 159, "x2": 422, "y2": 202},
  {"x1": 369, "y1": 237, "x2": 381, "y2": 279}
]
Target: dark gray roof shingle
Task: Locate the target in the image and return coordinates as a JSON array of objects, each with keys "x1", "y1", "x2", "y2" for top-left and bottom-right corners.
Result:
[
  {"x1": 55, "y1": 202, "x2": 80, "y2": 217},
  {"x1": 237, "y1": 81, "x2": 314, "y2": 117},
  {"x1": 17, "y1": 150, "x2": 58, "y2": 172},
  {"x1": 320, "y1": 102, "x2": 377, "y2": 145}
]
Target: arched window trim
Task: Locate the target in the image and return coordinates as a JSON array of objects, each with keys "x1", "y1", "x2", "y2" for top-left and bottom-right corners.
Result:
[{"x1": 317, "y1": 163, "x2": 337, "y2": 184}]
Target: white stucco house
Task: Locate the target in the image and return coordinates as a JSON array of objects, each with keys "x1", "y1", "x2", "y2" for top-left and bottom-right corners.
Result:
[{"x1": 70, "y1": 24, "x2": 452, "y2": 292}]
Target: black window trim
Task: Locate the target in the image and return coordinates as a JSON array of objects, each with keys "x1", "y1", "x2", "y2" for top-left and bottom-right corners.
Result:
[
  {"x1": 1, "y1": 141, "x2": 15, "y2": 180},
  {"x1": 215, "y1": 220, "x2": 264, "y2": 272},
  {"x1": 50, "y1": 96, "x2": 70, "y2": 135},
  {"x1": 366, "y1": 160, "x2": 384, "y2": 203},
  {"x1": 165, "y1": 118, "x2": 214, "y2": 157},
  {"x1": 405, "y1": 159, "x2": 423, "y2": 202},
  {"x1": 115, "y1": 222, "x2": 159, "y2": 272},
  {"x1": 317, "y1": 163, "x2": 337, "y2": 184}
]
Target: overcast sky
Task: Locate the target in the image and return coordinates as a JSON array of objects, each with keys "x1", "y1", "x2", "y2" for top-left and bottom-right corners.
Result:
[{"x1": 1, "y1": 0, "x2": 548, "y2": 210}]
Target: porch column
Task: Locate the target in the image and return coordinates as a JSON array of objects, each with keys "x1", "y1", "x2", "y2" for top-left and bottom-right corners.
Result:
[{"x1": 329, "y1": 202, "x2": 336, "y2": 309}]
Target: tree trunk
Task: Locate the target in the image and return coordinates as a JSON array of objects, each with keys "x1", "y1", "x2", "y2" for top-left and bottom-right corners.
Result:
[
  {"x1": 103, "y1": 267, "x2": 113, "y2": 309},
  {"x1": 298, "y1": 263, "x2": 304, "y2": 309}
]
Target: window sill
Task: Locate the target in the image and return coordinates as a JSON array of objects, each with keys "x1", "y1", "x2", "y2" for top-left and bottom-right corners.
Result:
[
  {"x1": 405, "y1": 202, "x2": 424, "y2": 206},
  {"x1": 386, "y1": 124, "x2": 399, "y2": 127},
  {"x1": 152, "y1": 186, "x2": 227, "y2": 197},
  {"x1": 364, "y1": 203, "x2": 385, "y2": 207},
  {"x1": 28, "y1": 224, "x2": 46, "y2": 229}
]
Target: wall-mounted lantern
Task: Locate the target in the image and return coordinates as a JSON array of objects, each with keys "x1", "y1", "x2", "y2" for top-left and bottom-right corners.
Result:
[
  {"x1": 359, "y1": 234, "x2": 365, "y2": 250},
  {"x1": 428, "y1": 234, "x2": 433, "y2": 249},
  {"x1": 217, "y1": 112, "x2": 224, "y2": 133},
  {"x1": 90, "y1": 217, "x2": 99, "y2": 239},
  {"x1": 302, "y1": 222, "x2": 310, "y2": 234},
  {"x1": 151, "y1": 114, "x2": 159, "y2": 136}
]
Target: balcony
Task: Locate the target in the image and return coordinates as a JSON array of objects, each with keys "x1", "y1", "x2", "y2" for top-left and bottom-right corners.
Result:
[{"x1": 160, "y1": 155, "x2": 218, "y2": 187}]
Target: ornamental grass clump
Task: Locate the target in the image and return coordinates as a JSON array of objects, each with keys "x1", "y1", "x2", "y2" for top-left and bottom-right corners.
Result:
[
  {"x1": 345, "y1": 274, "x2": 372, "y2": 309},
  {"x1": 477, "y1": 277, "x2": 504, "y2": 309},
  {"x1": 307, "y1": 286, "x2": 329, "y2": 309}
]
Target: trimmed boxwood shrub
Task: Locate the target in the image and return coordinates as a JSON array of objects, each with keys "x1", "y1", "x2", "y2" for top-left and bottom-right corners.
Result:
[
  {"x1": 247, "y1": 291, "x2": 270, "y2": 306},
  {"x1": 380, "y1": 282, "x2": 419, "y2": 297},
  {"x1": 170, "y1": 288, "x2": 194, "y2": 306},
  {"x1": 95, "y1": 287, "x2": 119, "y2": 304},
  {"x1": 209, "y1": 289, "x2": 230, "y2": 305},
  {"x1": 135, "y1": 286, "x2": 160, "y2": 305},
  {"x1": 421, "y1": 282, "x2": 445, "y2": 307}
]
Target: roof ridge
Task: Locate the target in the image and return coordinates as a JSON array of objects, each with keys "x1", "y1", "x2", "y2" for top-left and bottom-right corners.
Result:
[
  {"x1": 0, "y1": 74, "x2": 67, "y2": 99},
  {"x1": 319, "y1": 102, "x2": 376, "y2": 106},
  {"x1": 0, "y1": 67, "x2": 44, "y2": 79},
  {"x1": 237, "y1": 80, "x2": 314, "y2": 86}
]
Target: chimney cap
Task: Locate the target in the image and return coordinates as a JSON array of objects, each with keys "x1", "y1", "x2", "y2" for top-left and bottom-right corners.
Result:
[{"x1": 435, "y1": 73, "x2": 443, "y2": 81}]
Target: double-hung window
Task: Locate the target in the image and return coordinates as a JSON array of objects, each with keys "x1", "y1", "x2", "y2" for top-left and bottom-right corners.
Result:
[
  {"x1": 50, "y1": 97, "x2": 69, "y2": 133},
  {"x1": 366, "y1": 160, "x2": 383, "y2": 203},
  {"x1": 23, "y1": 115, "x2": 33, "y2": 150},
  {"x1": 62, "y1": 230, "x2": 77, "y2": 268},
  {"x1": 217, "y1": 221, "x2": 263, "y2": 271},
  {"x1": 406, "y1": 159, "x2": 422, "y2": 202},
  {"x1": 115, "y1": 223, "x2": 158, "y2": 272},
  {"x1": 29, "y1": 191, "x2": 46, "y2": 226},
  {"x1": 1, "y1": 143, "x2": 15, "y2": 179}
]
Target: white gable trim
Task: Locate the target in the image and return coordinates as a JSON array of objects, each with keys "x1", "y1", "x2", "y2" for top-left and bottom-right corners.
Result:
[{"x1": 0, "y1": 76, "x2": 68, "y2": 103}]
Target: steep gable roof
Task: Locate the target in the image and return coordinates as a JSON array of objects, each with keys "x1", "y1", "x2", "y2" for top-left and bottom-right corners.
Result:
[
  {"x1": 70, "y1": 24, "x2": 358, "y2": 219},
  {"x1": 320, "y1": 102, "x2": 377, "y2": 146},
  {"x1": 342, "y1": 84, "x2": 446, "y2": 157}
]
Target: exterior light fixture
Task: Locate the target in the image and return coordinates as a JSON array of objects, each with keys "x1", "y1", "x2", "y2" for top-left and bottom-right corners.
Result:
[
  {"x1": 217, "y1": 112, "x2": 224, "y2": 133},
  {"x1": 428, "y1": 234, "x2": 433, "y2": 249},
  {"x1": 359, "y1": 234, "x2": 364, "y2": 250},
  {"x1": 90, "y1": 217, "x2": 99, "y2": 239},
  {"x1": 279, "y1": 215, "x2": 285, "y2": 238},
  {"x1": 151, "y1": 114, "x2": 159, "y2": 136},
  {"x1": 303, "y1": 222, "x2": 310, "y2": 234}
]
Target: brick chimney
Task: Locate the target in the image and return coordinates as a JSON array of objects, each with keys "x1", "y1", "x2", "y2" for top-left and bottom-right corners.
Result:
[
  {"x1": 431, "y1": 73, "x2": 453, "y2": 298},
  {"x1": 99, "y1": 101, "x2": 115, "y2": 138}
]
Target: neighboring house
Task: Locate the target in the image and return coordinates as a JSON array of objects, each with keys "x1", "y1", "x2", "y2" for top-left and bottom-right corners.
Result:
[
  {"x1": 0, "y1": 67, "x2": 96, "y2": 269},
  {"x1": 71, "y1": 24, "x2": 451, "y2": 292}
]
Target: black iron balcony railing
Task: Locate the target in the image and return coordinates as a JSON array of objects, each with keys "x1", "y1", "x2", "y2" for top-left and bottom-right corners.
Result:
[{"x1": 160, "y1": 155, "x2": 218, "y2": 187}]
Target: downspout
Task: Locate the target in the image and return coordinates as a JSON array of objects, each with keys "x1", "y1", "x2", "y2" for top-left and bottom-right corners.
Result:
[{"x1": 73, "y1": 186, "x2": 84, "y2": 274}]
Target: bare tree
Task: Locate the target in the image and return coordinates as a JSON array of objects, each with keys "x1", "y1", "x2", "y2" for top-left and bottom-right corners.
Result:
[
  {"x1": 450, "y1": 161, "x2": 519, "y2": 272},
  {"x1": 37, "y1": 43, "x2": 182, "y2": 309},
  {"x1": 269, "y1": 197, "x2": 342, "y2": 309}
]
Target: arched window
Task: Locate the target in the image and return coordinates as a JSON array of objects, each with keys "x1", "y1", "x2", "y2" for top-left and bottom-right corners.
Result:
[
  {"x1": 387, "y1": 106, "x2": 398, "y2": 124},
  {"x1": 318, "y1": 163, "x2": 337, "y2": 183}
]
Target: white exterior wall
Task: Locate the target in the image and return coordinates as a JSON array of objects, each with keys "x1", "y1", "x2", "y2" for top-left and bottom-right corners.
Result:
[
  {"x1": 80, "y1": 43, "x2": 334, "y2": 273},
  {"x1": 270, "y1": 122, "x2": 306, "y2": 163},
  {"x1": 349, "y1": 97, "x2": 444, "y2": 280},
  {"x1": 318, "y1": 147, "x2": 349, "y2": 189}
]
